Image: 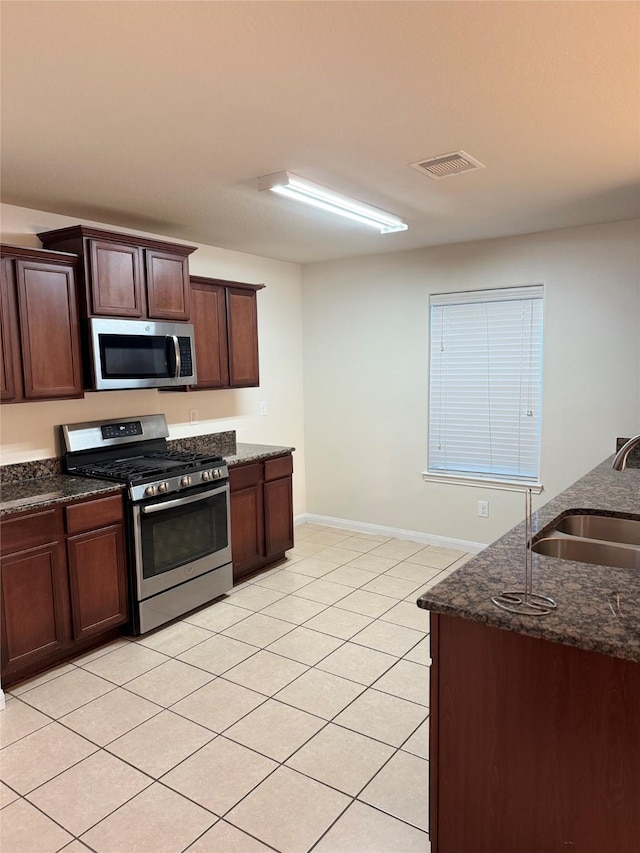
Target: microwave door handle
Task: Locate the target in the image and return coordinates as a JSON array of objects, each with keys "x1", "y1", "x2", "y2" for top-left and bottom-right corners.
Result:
[
  {"x1": 141, "y1": 486, "x2": 228, "y2": 514},
  {"x1": 168, "y1": 335, "x2": 181, "y2": 378}
]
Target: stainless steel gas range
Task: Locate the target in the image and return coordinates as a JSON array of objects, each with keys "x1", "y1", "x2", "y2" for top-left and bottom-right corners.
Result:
[{"x1": 61, "y1": 414, "x2": 232, "y2": 635}]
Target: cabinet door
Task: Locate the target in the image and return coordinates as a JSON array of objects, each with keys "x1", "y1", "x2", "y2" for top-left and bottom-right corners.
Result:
[
  {"x1": 0, "y1": 258, "x2": 21, "y2": 401},
  {"x1": 230, "y1": 486, "x2": 263, "y2": 579},
  {"x1": 229, "y1": 483, "x2": 264, "y2": 581},
  {"x1": 15, "y1": 259, "x2": 83, "y2": 399},
  {"x1": 145, "y1": 249, "x2": 190, "y2": 321},
  {"x1": 190, "y1": 280, "x2": 229, "y2": 388},
  {"x1": 227, "y1": 287, "x2": 260, "y2": 387},
  {"x1": 264, "y1": 476, "x2": 294, "y2": 558},
  {"x1": 1, "y1": 542, "x2": 71, "y2": 674},
  {"x1": 88, "y1": 239, "x2": 145, "y2": 317},
  {"x1": 67, "y1": 524, "x2": 128, "y2": 641}
]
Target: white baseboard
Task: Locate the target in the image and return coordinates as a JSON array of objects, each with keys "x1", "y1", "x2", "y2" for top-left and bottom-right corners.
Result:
[{"x1": 294, "y1": 512, "x2": 486, "y2": 554}]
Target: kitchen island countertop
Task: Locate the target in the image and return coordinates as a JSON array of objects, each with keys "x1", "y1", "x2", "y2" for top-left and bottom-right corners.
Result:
[{"x1": 418, "y1": 456, "x2": 640, "y2": 662}]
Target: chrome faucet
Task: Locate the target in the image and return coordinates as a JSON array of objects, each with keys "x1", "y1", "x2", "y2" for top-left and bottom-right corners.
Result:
[{"x1": 612, "y1": 434, "x2": 640, "y2": 470}]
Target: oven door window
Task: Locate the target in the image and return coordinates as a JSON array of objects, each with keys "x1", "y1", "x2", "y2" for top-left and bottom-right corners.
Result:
[{"x1": 140, "y1": 490, "x2": 228, "y2": 579}]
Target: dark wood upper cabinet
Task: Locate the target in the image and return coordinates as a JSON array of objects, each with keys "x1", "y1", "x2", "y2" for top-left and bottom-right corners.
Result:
[
  {"x1": 88, "y1": 238, "x2": 144, "y2": 317},
  {"x1": 145, "y1": 248, "x2": 191, "y2": 320},
  {"x1": 190, "y1": 278, "x2": 230, "y2": 388},
  {"x1": 0, "y1": 245, "x2": 83, "y2": 402},
  {"x1": 1, "y1": 257, "x2": 20, "y2": 401},
  {"x1": 16, "y1": 258, "x2": 83, "y2": 399},
  {"x1": 180, "y1": 276, "x2": 263, "y2": 391},
  {"x1": 227, "y1": 285, "x2": 261, "y2": 387},
  {"x1": 38, "y1": 225, "x2": 196, "y2": 321}
]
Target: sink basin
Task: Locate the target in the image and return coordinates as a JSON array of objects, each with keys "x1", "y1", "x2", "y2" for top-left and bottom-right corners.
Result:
[
  {"x1": 530, "y1": 509, "x2": 640, "y2": 569},
  {"x1": 553, "y1": 513, "x2": 640, "y2": 546},
  {"x1": 531, "y1": 536, "x2": 640, "y2": 570}
]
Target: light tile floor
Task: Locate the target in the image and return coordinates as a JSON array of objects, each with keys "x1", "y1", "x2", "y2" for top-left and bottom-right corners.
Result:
[{"x1": 0, "y1": 523, "x2": 470, "y2": 853}]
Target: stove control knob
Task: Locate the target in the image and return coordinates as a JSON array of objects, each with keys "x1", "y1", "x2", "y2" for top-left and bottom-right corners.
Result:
[
  {"x1": 144, "y1": 485, "x2": 156, "y2": 497},
  {"x1": 180, "y1": 475, "x2": 192, "y2": 487},
  {"x1": 213, "y1": 468, "x2": 222, "y2": 479},
  {"x1": 157, "y1": 482, "x2": 169, "y2": 493},
  {"x1": 201, "y1": 470, "x2": 212, "y2": 482}
]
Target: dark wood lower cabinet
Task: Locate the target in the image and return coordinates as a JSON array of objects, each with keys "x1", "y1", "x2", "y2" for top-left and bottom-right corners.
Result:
[
  {"x1": 0, "y1": 494, "x2": 128, "y2": 687},
  {"x1": 67, "y1": 524, "x2": 127, "y2": 641},
  {"x1": 229, "y1": 454, "x2": 294, "y2": 583},
  {"x1": 230, "y1": 472, "x2": 264, "y2": 578},
  {"x1": 1, "y1": 541, "x2": 71, "y2": 674},
  {"x1": 430, "y1": 613, "x2": 640, "y2": 853},
  {"x1": 263, "y1": 460, "x2": 294, "y2": 559}
]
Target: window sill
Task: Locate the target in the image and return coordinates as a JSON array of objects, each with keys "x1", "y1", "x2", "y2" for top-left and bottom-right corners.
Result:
[{"x1": 422, "y1": 471, "x2": 543, "y2": 494}]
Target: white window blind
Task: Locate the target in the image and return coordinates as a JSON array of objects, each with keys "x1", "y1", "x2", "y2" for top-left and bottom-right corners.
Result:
[{"x1": 428, "y1": 285, "x2": 544, "y2": 485}]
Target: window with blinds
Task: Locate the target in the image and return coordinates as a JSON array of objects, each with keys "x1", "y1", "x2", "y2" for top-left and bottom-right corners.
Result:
[{"x1": 427, "y1": 285, "x2": 544, "y2": 487}]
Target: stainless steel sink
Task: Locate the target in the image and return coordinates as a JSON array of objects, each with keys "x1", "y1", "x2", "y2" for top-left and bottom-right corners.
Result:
[
  {"x1": 553, "y1": 513, "x2": 640, "y2": 546},
  {"x1": 531, "y1": 535, "x2": 640, "y2": 569}
]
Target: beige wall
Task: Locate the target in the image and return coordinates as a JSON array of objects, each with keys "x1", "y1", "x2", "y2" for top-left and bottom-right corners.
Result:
[
  {"x1": 0, "y1": 204, "x2": 307, "y2": 516},
  {"x1": 301, "y1": 220, "x2": 640, "y2": 546},
  {"x1": 3, "y1": 205, "x2": 639, "y2": 546}
]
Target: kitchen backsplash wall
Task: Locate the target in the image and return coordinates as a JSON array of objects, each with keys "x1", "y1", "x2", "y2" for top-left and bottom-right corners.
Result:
[
  {"x1": 0, "y1": 457, "x2": 62, "y2": 484},
  {"x1": 167, "y1": 430, "x2": 236, "y2": 457},
  {"x1": 0, "y1": 431, "x2": 238, "y2": 484}
]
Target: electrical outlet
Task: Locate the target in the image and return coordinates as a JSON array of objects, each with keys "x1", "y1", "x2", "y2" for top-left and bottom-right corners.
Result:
[
  {"x1": 478, "y1": 500, "x2": 489, "y2": 518},
  {"x1": 259, "y1": 401, "x2": 268, "y2": 416},
  {"x1": 189, "y1": 409, "x2": 198, "y2": 424}
]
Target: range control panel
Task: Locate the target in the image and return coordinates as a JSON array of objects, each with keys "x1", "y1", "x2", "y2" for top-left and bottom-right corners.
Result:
[{"x1": 101, "y1": 421, "x2": 143, "y2": 440}]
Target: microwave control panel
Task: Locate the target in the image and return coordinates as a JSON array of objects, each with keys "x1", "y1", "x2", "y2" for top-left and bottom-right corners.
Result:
[{"x1": 178, "y1": 337, "x2": 193, "y2": 377}]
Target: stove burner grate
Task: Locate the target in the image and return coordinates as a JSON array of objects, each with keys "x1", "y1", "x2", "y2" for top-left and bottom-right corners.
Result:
[
  {"x1": 147, "y1": 450, "x2": 224, "y2": 467},
  {"x1": 74, "y1": 450, "x2": 225, "y2": 485}
]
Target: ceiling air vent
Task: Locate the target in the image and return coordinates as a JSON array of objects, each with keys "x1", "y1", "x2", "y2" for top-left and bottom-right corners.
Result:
[{"x1": 409, "y1": 150, "x2": 485, "y2": 180}]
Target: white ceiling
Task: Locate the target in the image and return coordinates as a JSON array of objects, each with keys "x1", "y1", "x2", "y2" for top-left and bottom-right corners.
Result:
[{"x1": 1, "y1": 1, "x2": 638, "y2": 265}]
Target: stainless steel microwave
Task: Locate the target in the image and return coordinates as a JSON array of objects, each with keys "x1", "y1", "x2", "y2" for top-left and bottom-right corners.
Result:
[{"x1": 87, "y1": 318, "x2": 197, "y2": 390}]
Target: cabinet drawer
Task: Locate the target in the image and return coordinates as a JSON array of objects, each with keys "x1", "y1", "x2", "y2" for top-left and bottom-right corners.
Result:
[
  {"x1": 229, "y1": 462, "x2": 261, "y2": 491},
  {"x1": 264, "y1": 455, "x2": 293, "y2": 482},
  {"x1": 66, "y1": 494, "x2": 124, "y2": 535},
  {"x1": 1, "y1": 507, "x2": 62, "y2": 555}
]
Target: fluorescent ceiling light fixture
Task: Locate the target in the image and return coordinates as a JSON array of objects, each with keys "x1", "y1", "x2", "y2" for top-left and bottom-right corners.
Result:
[{"x1": 258, "y1": 171, "x2": 408, "y2": 233}]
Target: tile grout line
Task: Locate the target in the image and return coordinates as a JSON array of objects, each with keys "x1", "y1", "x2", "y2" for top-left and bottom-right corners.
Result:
[{"x1": 1, "y1": 526, "x2": 450, "y2": 851}]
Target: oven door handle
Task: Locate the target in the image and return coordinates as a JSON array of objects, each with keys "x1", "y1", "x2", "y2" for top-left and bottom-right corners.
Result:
[
  {"x1": 141, "y1": 486, "x2": 227, "y2": 514},
  {"x1": 168, "y1": 335, "x2": 181, "y2": 379}
]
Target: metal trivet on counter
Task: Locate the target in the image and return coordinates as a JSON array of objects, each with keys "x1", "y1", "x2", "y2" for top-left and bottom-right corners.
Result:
[{"x1": 492, "y1": 488, "x2": 557, "y2": 616}]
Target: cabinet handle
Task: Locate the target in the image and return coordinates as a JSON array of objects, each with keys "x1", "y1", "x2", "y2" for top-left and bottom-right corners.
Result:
[{"x1": 140, "y1": 485, "x2": 228, "y2": 514}]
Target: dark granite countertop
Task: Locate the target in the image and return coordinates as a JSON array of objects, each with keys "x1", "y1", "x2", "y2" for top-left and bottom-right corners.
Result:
[
  {"x1": 225, "y1": 442, "x2": 295, "y2": 466},
  {"x1": 418, "y1": 456, "x2": 640, "y2": 662},
  {"x1": 0, "y1": 438, "x2": 294, "y2": 517},
  {"x1": 0, "y1": 475, "x2": 123, "y2": 517}
]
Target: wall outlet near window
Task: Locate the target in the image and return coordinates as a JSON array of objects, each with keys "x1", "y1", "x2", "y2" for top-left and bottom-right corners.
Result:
[
  {"x1": 478, "y1": 500, "x2": 489, "y2": 518},
  {"x1": 259, "y1": 401, "x2": 268, "y2": 416}
]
